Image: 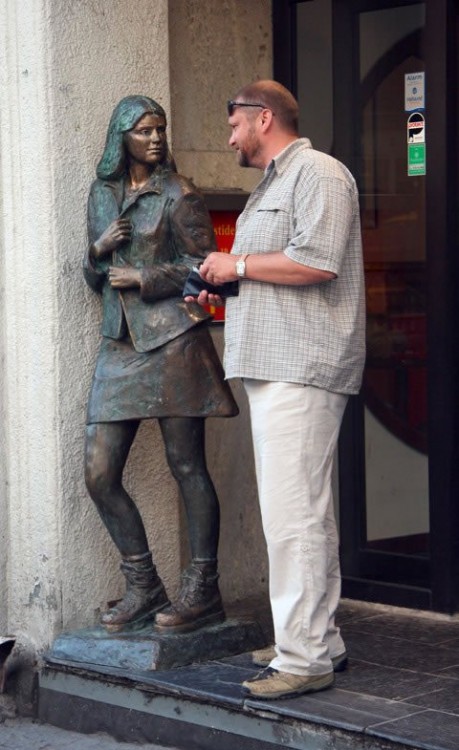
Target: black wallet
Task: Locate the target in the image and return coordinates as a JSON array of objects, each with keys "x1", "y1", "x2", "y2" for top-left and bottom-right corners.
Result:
[{"x1": 182, "y1": 267, "x2": 239, "y2": 298}]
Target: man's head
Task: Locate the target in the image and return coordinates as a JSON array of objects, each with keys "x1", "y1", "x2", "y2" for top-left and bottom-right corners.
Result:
[{"x1": 227, "y1": 80, "x2": 299, "y2": 169}]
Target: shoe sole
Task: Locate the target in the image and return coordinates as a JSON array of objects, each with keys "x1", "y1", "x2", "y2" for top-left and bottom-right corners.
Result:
[
  {"x1": 102, "y1": 597, "x2": 170, "y2": 633},
  {"x1": 154, "y1": 609, "x2": 225, "y2": 634},
  {"x1": 243, "y1": 673, "x2": 334, "y2": 700},
  {"x1": 252, "y1": 650, "x2": 348, "y2": 673}
]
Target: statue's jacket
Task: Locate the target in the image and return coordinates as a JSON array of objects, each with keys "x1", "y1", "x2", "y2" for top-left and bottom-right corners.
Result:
[{"x1": 84, "y1": 170, "x2": 213, "y2": 353}]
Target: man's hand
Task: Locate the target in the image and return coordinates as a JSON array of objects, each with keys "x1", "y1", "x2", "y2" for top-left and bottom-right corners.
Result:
[
  {"x1": 184, "y1": 290, "x2": 224, "y2": 307},
  {"x1": 108, "y1": 266, "x2": 141, "y2": 288},
  {"x1": 199, "y1": 252, "x2": 238, "y2": 285}
]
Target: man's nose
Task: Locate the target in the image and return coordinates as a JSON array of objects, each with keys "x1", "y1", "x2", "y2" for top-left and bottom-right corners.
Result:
[{"x1": 150, "y1": 129, "x2": 161, "y2": 142}]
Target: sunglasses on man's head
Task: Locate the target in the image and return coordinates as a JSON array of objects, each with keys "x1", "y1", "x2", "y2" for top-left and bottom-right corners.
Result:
[{"x1": 227, "y1": 100, "x2": 273, "y2": 117}]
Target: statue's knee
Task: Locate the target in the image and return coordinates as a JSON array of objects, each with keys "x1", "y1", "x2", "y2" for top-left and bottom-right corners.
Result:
[
  {"x1": 84, "y1": 455, "x2": 118, "y2": 501},
  {"x1": 84, "y1": 458, "x2": 103, "y2": 499},
  {"x1": 167, "y1": 453, "x2": 196, "y2": 483}
]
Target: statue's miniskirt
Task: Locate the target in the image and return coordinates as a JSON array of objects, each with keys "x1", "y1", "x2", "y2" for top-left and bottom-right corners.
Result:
[{"x1": 87, "y1": 323, "x2": 238, "y2": 424}]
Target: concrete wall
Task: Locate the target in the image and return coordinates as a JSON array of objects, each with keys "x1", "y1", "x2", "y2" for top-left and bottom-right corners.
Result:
[
  {"x1": 168, "y1": 0, "x2": 272, "y2": 616},
  {"x1": 169, "y1": 0, "x2": 271, "y2": 192},
  {"x1": 0, "y1": 146, "x2": 7, "y2": 638},
  {"x1": 0, "y1": 0, "x2": 272, "y2": 674}
]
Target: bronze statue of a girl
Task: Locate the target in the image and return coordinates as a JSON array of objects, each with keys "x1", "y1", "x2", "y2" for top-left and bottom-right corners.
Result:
[{"x1": 83, "y1": 95, "x2": 238, "y2": 634}]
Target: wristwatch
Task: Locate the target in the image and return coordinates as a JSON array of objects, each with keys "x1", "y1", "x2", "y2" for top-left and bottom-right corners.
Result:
[{"x1": 235, "y1": 254, "x2": 249, "y2": 278}]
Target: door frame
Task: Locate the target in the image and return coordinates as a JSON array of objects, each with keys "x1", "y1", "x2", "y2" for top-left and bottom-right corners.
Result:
[{"x1": 272, "y1": 0, "x2": 459, "y2": 612}]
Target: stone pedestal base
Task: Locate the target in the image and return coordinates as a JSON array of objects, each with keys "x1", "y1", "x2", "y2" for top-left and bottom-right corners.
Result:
[{"x1": 45, "y1": 617, "x2": 265, "y2": 672}]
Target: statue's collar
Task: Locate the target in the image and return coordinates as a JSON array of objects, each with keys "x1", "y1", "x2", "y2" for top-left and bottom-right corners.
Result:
[{"x1": 103, "y1": 172, "x2": 164, "y2": 211}]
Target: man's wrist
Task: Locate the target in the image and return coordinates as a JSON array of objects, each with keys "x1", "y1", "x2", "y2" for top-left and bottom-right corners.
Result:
[{"x1": 235, "y1": 254, "x2": 249, "y2": 278}]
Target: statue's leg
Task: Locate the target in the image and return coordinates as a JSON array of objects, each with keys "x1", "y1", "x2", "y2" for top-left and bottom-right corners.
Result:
[
  {"x1": 85, "y1": 420, "x2": 144, "y2": 555},
  {"x1": 159, "y1": 417, "x2": 219, "y2": 560},
  {"x1": 84, "y1": 421, "x2": 169, "y2": 631},
  {"x1": 154, "y1": 417, "x2": 225, "y2": 633}
]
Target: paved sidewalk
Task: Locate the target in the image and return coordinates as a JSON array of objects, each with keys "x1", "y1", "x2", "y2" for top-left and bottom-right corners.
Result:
[
  {"x1": 40, "y1": 600, "x2": 459, "y2": 750},
  {"x1": 0, "y1": 717, "x2": 177, "y2": 750}
]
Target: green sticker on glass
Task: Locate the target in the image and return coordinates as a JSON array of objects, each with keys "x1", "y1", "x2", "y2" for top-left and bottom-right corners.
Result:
[{"x1": 408, "y1": 143, "x2": 426, "y2": 175}]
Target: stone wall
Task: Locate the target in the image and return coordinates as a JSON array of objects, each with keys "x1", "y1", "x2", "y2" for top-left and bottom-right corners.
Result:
[{"x1": 0, "y1": 0, "x2": 272, "y2": 676}]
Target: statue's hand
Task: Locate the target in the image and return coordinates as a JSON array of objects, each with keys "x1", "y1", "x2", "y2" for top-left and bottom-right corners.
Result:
[
  {"x1": 91, "y1": 219, "x2": 132, "y2": 259},
  {"x1": 108, "y1": 266, "x2": 141, "y2": 288}
]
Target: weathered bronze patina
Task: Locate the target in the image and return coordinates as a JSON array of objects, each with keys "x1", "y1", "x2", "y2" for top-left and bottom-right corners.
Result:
[{"x1": 83, "y1": 95, "x2": 238, "y2": 634}]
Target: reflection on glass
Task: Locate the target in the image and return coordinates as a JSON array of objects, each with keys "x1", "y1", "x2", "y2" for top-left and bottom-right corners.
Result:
[{"x1": 359, "y1": 4, "x2": 429, "y2": 554}]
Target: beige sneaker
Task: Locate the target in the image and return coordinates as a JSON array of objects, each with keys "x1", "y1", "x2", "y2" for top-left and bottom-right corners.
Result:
[
  {"x1": 243, "y1": 667, "x2": 334, "y2": 699},
  {"x1": 252, "y1": 645, "x2": 348, "y2": 672}
]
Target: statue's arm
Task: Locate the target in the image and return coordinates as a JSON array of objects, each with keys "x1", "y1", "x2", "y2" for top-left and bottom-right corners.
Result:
[
  {"x1": 83, "y1": 183, "x2": 109, "y2": 292},
  {"x1": 83, "y1": 182, "x2": 127, "y2": 293},
  {"x1": 169, "y1": 191, "x2": 218, "y2": 265},
  {"x1": 140, "y1": 190, "x2": 217, "y2": 302}
]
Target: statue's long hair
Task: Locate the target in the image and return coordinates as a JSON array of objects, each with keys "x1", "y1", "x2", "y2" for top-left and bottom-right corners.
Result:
[{"x1": 96, "y1": 95, "x2": 176, "y2": 180}]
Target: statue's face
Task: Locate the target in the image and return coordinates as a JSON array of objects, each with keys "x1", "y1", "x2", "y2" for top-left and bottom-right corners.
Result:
[{"x1": 124, "y1": 113, "x2": 168, "y2": 166}]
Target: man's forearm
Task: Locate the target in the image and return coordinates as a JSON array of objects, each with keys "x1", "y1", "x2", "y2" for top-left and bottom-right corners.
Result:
[
  {"x1": 199, "y1": 250, "x2": 336, "y2": 287},
  {"x1": 241, "y1": 251, "x2": 336, "y2": 285}
]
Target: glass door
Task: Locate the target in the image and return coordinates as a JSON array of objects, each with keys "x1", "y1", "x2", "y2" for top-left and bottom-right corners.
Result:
[
  {"x1": 330, "y1": 0, "x2": 459, "y2": 611},
  {"x1": 335, "y1": 0, "x2": 432, "y2": 605},
  {"x1": 274, "y1": 0, "x2": 459, "y2": 612},
  {"x1": 359, "y1": 5, "x2": 429, "y2": 557},
  {"x1": 295, "y1": 0, "x2": 429, "y2": 600},
  {"x1": 293, "y1": 0, "x2": 430, "y2": 606}
]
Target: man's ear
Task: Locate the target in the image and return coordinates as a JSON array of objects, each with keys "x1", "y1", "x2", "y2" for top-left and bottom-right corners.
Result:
[{"x1": 259, "y1": 108, "x2": 274, "y2": 131}]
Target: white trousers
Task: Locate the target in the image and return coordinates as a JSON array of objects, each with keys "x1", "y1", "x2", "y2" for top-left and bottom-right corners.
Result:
[{"x1": 244, "y1": 379, "x2": 348, "y2": 676}]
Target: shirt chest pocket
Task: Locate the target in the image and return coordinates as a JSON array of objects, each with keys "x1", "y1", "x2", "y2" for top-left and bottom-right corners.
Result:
[{"x1": 254, "y1": 200, "x2": 293, "y2": 246}]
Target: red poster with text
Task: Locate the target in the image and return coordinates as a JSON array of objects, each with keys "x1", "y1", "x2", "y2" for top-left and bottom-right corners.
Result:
[{"x1": 208, "y1": 210, "x2": 239, "y2": 322}]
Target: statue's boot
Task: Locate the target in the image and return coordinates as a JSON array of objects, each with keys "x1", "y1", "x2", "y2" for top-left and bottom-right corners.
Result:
[
  {"x1": 101, "y1": 551, "x2": 169, "y2": 633},
  {"x1": 154, "y1": 560, "x2": 225, "y2": 634}
]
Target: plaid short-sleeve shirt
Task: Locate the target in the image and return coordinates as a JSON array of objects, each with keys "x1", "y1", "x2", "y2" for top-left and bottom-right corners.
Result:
[{"x1": 224, "y1": 139, "x2": 366, "y2": 395}]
